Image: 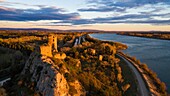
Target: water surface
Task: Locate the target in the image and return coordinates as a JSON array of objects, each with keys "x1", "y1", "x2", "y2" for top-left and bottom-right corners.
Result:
[{"x1": 90, "y1": 33, "x2": 170, "y2": 93}]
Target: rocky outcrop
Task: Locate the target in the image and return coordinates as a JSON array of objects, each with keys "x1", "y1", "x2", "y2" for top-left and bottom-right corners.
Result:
[
  {"x1": 20, "y1": 50, "x2": 85, "y2": 96},
  {"x1": 21, "y1": 52, "x2": 70, "y2": 96}
]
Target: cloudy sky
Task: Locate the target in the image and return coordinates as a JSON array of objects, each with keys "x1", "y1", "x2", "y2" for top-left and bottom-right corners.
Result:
[{"x1": 0, "y1": 0, "x2": 170, "y2": 31}]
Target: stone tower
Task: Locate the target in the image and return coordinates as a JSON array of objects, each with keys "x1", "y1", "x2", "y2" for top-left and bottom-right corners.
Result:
[
  {"x1": 48, "y1": 34, "x2": 58, "y2": 52},
  {"x1": 40, "y1": 34, "x2": 66, "y2": 59},
  {"x1": 40, "y1": 34, "x2": 58, "y2": 57}
]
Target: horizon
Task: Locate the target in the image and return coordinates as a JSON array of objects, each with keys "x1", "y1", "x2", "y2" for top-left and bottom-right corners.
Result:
[
  {"x1": 1, "y1": 27, "x2": 170, "y2": 32},
  {"x1": 0, "y1": 0, "x2": 170, "y2": 31}
]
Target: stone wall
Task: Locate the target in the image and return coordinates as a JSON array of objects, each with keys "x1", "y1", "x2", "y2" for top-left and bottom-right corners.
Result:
[
  {"x1": 54, "y1": 53, "x2": 66, "y2": 60},
  {"x1": 40, "y1": 45, "x2": 52, "y2": 57},
  {"x1": 40, "y1": 34, "x2": 67, "y2": 59},
  {"x1": 48, "y1": 34, "x2": 57, "y2": 51},
  {"x1": 40, "y1": 34, "x2": 58, "y2": 57}
]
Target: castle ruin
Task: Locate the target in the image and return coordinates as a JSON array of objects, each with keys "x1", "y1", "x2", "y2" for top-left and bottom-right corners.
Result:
[
  {"x1": 48, "y1": 34, "x2": 57, "y2": 51},
  {"x1": 40, "y1": 34, "x2": 66, "y2": 59}
]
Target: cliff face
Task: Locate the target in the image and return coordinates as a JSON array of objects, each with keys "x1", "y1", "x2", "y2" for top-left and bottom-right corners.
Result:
[{"x1": 20, "y1": 51, "x2": 84, "y2": 96}]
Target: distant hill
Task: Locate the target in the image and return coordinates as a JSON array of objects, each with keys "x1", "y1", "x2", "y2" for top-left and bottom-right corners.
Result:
[
  {"x1": 0, "y1": 28, "x2": 55, "y2": 31},
  {"x1": 1, "y1": 28, "x2": 169, "y2": 33},
  {"x1": 0, "y1": 28, "x2": 107, "y2": 32}
]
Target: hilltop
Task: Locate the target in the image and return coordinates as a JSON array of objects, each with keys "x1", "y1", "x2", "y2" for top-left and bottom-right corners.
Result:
[{"x1": 0, "y1": 30, "x2": 167, "y2": 96}]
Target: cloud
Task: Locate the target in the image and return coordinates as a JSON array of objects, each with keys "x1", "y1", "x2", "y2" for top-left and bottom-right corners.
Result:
[
  {"x1": 127, "y1": 19, "x2": 170, "y2": 25},
  {"x1": 75, "y1": 0, "x2": 170, "y2": 26},
  {"x1": 0, "y1": 1, "x2": 47, "y2": 8},
  {"x1": 78, "y1": 0, "x2": 170, "y2": 13},
  {"x1": 52, "y1": 12, "x2": 170, "y2": 25},
  {"x1": 0, "y1": 6, "x2": 79, "y2": 21},
  {"x1": 78, "y1": 6, "x2": 125, "y2": 12},
  {"x1": 1, "y1": 0, "x2": 169, "y2": 26},
  {"x1": 93, "y1": 13, "x2": 170, "y2": 25},
  {"x1": 93, "y1": 14, "x2": 149, "y2": 21},
  {"x1": 87, "y1": 0, "x2": 170, "y2": 7},
  {"x1": 54, "y1": 19, "x2": 95, "y2": 25}
]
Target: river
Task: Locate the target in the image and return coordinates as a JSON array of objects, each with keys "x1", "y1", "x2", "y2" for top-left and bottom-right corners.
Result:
[{"x1": 90, "y1": 33, "x2": 170, "y2": 93}]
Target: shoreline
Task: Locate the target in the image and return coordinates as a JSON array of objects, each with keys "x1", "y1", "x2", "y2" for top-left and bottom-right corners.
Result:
[
  {"x1": 88, "y1": 34, "x2": 128, "y2": 50},
  {"x1": 117, "y1": 52, "x2": 166, "y2": 96},
  {"x1": 116, "y1": 53, "x2": 150, "y2": 96},
  {"x1": 88, "y1": 33, "x2": 167, "y2": 96},
  {"x1": 117, "y1": 33, "x2": 170, "y2": 41}
]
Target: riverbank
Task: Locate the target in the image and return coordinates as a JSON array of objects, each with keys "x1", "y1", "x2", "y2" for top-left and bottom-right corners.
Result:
[
  {"x1": 86, "y1": 34, "x2": 128, "y2": 50},
  {"x1": 89, "y1": 34, "x2": 167, "y2": 96},
  {"x1": 117, "y1": 32, "x2": 170, "y2": 40},
  {"x1": 116, "y1": 53, "x2": 149, "y2": 96},
  {"x1": 117, "y1": 52, "x2": 167, "y2": 96}
]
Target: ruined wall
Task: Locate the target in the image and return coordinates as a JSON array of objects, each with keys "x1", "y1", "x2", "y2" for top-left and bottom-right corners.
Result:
[
  {"x1": 40, "y1": 45, "x2": 52, "y2": 57},
  {"x1": 40, "y1": 34, "x2": 57, "y2": 57},
  {"x1": 48, "y1": 34, "x2": 57, "y2": 51},
  {"x1": 54, "y1": 53, "x2": 66, "y2": 59},
  {"x1": 40, "y1": 34, "x2": 67, "y2": 59}
]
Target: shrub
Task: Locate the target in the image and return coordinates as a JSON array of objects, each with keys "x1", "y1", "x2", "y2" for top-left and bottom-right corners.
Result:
[
  {"x1": 69, "y1": 85, "x2": 77, "y2": 95},
  {"x1": 64, "y1": 73, "x2": 75, "y2": 82},
  {"x1": 0, "y1": 88, "x2": 7, "y2": 96}
]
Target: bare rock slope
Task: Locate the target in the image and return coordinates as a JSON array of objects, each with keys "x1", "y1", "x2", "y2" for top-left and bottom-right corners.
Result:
[{"x1": 21, "y1": 51, "x2": 84, "y2": 96}]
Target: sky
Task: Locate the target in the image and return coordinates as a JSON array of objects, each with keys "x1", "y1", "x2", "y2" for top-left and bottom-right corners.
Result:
[{"x1": 0, "y1": 0, "x2": 170, "y2": 31}]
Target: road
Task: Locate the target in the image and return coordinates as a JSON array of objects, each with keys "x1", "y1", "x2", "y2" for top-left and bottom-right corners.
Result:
[
  {"x1": 73, "y1": 35, "x2": 86, "y2": 46},
  {"x1": 117, "y1": 54, "x2": 150, "y2": 96},
  {"x1": 0, "y1": 77, "x2": 11, "y2": 87}
]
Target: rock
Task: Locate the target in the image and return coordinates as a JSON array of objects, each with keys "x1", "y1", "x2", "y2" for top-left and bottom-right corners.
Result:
[
  {"x1": 122, "y1": 84, "x2": 130, "y2": 92},
  {"x1": 54, "y1": 53, "x2": 66, "y2": 59},
  {"x1": 74, "y1": 59, "x2": 81, "y2": 68},
  {"x1": 21, "y1": 52, "x2": 70, "y2": 96},
  {"x1": 117, "y1": 73, "x2": 122, "y2": 82},
  {"x1": 99, "y1": 55, "x2": 103, "y2": 61},
  {"x1": 87, "y1": 48, "x2": 96, "y2": 55},
  {"x1": 0, "y1": 88, "x2": 7, "y2": 96}
]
